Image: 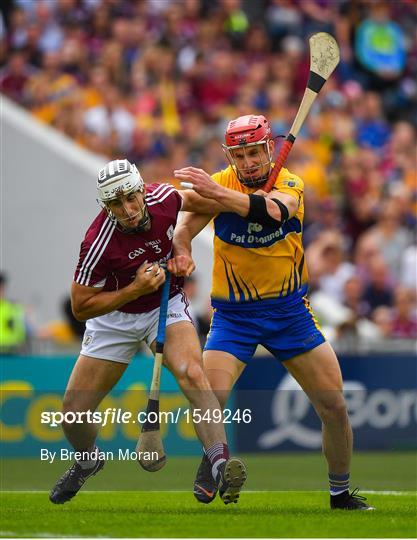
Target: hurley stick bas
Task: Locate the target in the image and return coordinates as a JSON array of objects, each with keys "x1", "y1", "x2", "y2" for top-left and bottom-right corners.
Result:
[
  {"x1": 263, "y1": 32, "x2": 340, "y2": 193},
  {"x1": 136, "y1": 270, "x2": 171, "y2": 472}
]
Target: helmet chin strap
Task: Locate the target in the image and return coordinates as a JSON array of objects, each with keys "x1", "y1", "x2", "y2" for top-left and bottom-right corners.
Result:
[
  {"x1": 126, "y1": 206, "x2": 151, "y2": 233},
  {"x1": 102, "y1": 193, "x2": 151, "y2": 234},
  {"x1": 239, "y1": 172, "x2": 270, "y2": 188},
  {"x1": 115, "y1": 205, "x2": 151, "y2": 234}
]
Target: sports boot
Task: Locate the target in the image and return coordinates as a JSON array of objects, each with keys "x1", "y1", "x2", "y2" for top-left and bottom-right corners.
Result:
[
  {"x1": 216, "y1": 457, "x2": 247, "y2": 505},
  {"x1": 193, "y1": 454, "x2": 218, "y2": 504},
  {"x1": 49, "y1": 458, "x2": 104, "y2": 504},
  {"x1": 331, "y1": 488, "x2": 375, "y2": 510}
]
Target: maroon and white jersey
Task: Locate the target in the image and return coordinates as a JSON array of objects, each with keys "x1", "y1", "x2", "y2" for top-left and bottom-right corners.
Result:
[{"x1": 74, "y1": 183, "x2": 184, "y2": 314}]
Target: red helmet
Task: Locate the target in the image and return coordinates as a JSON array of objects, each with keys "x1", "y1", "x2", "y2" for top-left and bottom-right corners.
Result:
[
  {"x1": 225, "y1": 115, "x2": 272, "y2": 147},
  {"x1": 223, "y1": 115, "x2": 273, "y2": 188}
]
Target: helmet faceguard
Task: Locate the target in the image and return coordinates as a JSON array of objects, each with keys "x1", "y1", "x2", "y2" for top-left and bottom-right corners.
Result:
[
  {"x1": 97, "y1": 159, "x2": 150, "y2": 233},
  {"x1": 222, "y1": 114, "x2": 273, "y2": 188}
]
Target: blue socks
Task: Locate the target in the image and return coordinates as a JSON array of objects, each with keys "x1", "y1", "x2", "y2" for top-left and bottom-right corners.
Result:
[{"x1": 329, "y1": 472, "x2": 350, "y2": 496}]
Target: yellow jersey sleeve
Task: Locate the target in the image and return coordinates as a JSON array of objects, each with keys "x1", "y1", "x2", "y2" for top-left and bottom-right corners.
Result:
[
  {"x1": 211, "y1": 168, "x2": 248, "y2": 193},
  {"x1": 272, "y1": 169, "x2": 304, "y2": 200},
  {"x1": 212, "y1": 166, "x2": 303, "y2": 198}
]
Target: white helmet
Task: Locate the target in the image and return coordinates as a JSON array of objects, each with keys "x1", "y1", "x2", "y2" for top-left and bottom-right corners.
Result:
[{"x1": 97, "y1": 159, "x2": 144, "y2": 202}]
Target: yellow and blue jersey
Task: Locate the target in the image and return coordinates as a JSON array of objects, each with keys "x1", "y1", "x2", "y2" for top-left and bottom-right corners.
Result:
[{"x1": 211, "y1": 165, "x2": 308, "y2": 309}]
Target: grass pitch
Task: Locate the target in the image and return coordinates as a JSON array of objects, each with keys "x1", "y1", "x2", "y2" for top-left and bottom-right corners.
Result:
[
  {"x1": 1, "y1": 491, "x2": 416, "y2": 538},
  {"x1": 1, "y1": 452, "x2": 416, "y2": 538}
]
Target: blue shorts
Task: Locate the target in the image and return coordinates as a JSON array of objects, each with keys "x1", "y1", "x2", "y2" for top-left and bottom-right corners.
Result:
[{"x1": 205, "y1": 294, "x2": 325, "y2": 363}]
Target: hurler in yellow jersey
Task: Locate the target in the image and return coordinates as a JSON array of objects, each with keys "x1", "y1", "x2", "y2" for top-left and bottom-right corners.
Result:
[
  {"x1": 210, "y1": 164, "x2": 308, "y2": 308},
  {"x1": 173, "y1": 114, "x2": 374, "y2": 511}
]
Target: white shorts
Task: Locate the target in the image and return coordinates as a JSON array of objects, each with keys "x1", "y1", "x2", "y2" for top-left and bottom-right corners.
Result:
[{"x1": 80, "y1": 293, "x2": 193, "y2": 364}]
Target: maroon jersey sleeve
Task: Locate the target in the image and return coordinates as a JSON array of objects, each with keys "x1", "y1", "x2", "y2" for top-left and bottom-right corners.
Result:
[
  {"x1": 74, "y1": 212, "x2": 116, "y2": 287},
  {"x1": 145, "y1": 183, "x2": 182, "y2": 216}
]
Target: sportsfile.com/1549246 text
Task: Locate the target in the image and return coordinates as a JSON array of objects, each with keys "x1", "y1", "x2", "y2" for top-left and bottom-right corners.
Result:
[{"x1": 40, "y1": 408, "x2": 253, "y2": 427}]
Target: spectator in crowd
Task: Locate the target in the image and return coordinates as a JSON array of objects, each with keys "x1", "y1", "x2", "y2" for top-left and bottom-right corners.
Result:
[
  {"x1": 303, "y1": 197, "x2": 343, "y2": 247},
  {"x1": 362, "y1": 257, "x2": 394, "y2": 315},
  {"x1": 355, "y1": 92, "x2": 391, "y2": 150},
  {"x1": 0, "y1": 49, "x2": 34, "y2": 103},
  {"x1": 372, "y1": 306, "x2": 394, "y2": 340},
  {"x1": 391, "y1": 286, "x2": 417, "y2": 340},
  {"x1": 38, "y1": 296, "x2": 86, "y2": 350},
  {"x1": 400, "y1": 244, "x2": 417, "y2": 290},
  {"x1": 306, "y1": 231, "x2": 356, "y2": 304},
  {"x1": 354, "y1": 0, "x2": 406, "y2": 88},
  {"x1": 0, "y1": 272, "x2": 29, "y2": 355},
  {"x1": 83, "y1": 83, "x2": 136, "y2": 154},
  {"x1": 266, "y1": 0, "x2": 303, "y2": 50},
  {"x1": 342, "y1": 276, "x2": 368, "y2": 320},
  {"x1": 24, "y1": 49, "x2": 78, "y2": 124},
  {"x1": 357, "y1": 198, "x2": 412, "y2": 282}
]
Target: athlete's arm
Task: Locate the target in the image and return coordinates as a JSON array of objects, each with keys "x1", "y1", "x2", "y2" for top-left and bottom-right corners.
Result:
[
  {"x1": 167, "y1": 212, "x2": 213, "y2": 277},
  {"x1": 174, "y1": 167, "x2": 299, "y2": 222},
  {"x1": 179, "y1": 188, "x2": 228, "y2": 214},
  {"x1": 71, "y1": 261, "x2": 165, "y2": 321}
]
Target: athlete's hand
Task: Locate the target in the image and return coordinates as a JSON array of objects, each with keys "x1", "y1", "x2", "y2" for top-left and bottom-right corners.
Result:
[
  {"x1": 253, "y1": 189, "x2": 267, "y2": 197},
  {"x1": 167, "y1": 255, "x2": 195, "y2": 277},
  {"x1": 129, "y1": 261, "x2": 166, "y2": 298},
  {"x1": 174, "y1": 167, "x2": 221, "y2": 200}
]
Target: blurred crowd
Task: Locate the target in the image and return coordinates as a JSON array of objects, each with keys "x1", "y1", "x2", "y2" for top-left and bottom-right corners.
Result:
[{"x1": 0, "y1": 0, "x2": 416, "y2": 353}]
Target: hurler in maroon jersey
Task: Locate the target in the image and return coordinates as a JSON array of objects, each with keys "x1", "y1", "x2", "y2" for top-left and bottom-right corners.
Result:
[
  {"x1": 74, "y1": 181, "x2": 185, "y2": 314},
  {"x1": 49, "y1": 159, "x2": 247, "y2": 506}
]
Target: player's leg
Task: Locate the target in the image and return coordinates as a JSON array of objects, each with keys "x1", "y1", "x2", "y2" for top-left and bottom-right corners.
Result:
[
  {"x1": 203, "y1": 350, "x2": 246, "y2": 408},
  {"x1": 283, "y1": 342, "x2": 351, "y2": 474},
  {"x1": 50, "y1": 354, "x2": 127, "y2": 504},
  {"x1": 50, "y1": 312, "x2": 138, "y2": 504},
  {"x1": 262, "y1": 295, "x2": 374, "y2": 510},
  {"x1": 191, "y1": 349, "x2": 246, "y2": 503},
  {"x1": 155, "y1": 321, "x2": 227, "y2": 448},
  {"x1": 61, "y1": 354, "x2": 128, "y2": 450},
  {"x1": 188, "y1": 303, "x2": 254, "y2": 504},
  {"x1": 283, "y1": 342, "x2": 373, "y2": 510},
  {"x1": 153, "y1": 321, "x2": 246, "y2": 504}
]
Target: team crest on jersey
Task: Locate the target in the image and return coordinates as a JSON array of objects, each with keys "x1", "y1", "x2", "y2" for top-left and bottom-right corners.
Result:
[
  {"x1": 166, "y1": 225, "x2": 174, "y2": 240},
  {"x1": 247, "y1": 222, "x2": 263, "y2": 234},
  {"x1": 83, "y1": 335, "x2": 93, "y2": 346},
  {"x1": 128, "y1": 247, "x2": 146, "y2": 259},
  {"x1": 283, "y1": 179, "x2": 298, "y2": 188}
]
